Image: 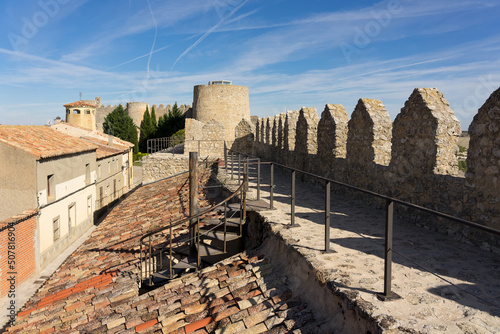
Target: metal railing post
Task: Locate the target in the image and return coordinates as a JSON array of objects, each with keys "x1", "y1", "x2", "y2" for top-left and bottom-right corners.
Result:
[
  {"x1": 325, "y1": 181, "x2": 332, "y2": 253},
  {"x1": 245, "y1": 157, "x2": 249, "y2": 192},
  {"x1": 169, "y1": 223, "x2": 173, "y2": 279},
  {"x1": 148, "y1": 236, "x2": 152, "y2": 286},
  {"x1": 257, "y1": 159, "x2": 261, "y2": 201},
  {"x1": 378, "y1": 199, "x2": 400, "y2": 301},
  {"x1": 231, "y1": 151, "x2": 234, "y2": 179},
  {"x1": 290, "y1": 170, "x2": 299, "y2": 228},
  {"x1": 238, "y1": 154, "x2": 241, "y2": 183},
  {"x1": 270, "y1": 163, "x2": 274, "y2": 209},
  {"x1": 139, "y1": 241, "x2": 143, "y2": 284},
  {"x1": 197, "y1": 217, "x2": 201, "y2": 268},
  {"x1": 224, "y1": 142, "x2": 228, "y2": 172},
  {"x1": 239, "y1": 187, "x2": 244, "y2": 236},
  {"x1": 224, "y1": 202, "x2": 227, "y2": 253}
]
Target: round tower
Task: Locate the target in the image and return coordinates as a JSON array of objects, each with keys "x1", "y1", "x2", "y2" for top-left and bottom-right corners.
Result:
[
  {"x1": 192, "y1": 82, "x2": 250, "y2": 141},
  {"x1": 126, "y1": 102, "x2": 150, "y2": 128},
  {"x1": 64, "y1": 100, "x2": 97, "y2": 130}
]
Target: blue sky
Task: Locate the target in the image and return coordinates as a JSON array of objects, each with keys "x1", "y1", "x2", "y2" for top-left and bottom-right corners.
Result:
[{"x1": 1, "y1": 0, "x2": 499, "y2": 129}]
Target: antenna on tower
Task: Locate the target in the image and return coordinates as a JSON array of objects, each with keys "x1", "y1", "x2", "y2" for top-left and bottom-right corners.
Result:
[{"x1": 79, "y1": 92, "x2": 82, "y2": 100}]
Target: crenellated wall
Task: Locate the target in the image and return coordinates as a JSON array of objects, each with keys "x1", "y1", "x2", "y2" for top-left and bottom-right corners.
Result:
[
  {"x1": 252, "y1": 87, "x2": 500, "y2": 247},
  {"x1": 95, "y1": 102, "x2": 191, "y2": 131},
  {"x1": 465, "y1": 87, "x2": 500, "y2": 226}
]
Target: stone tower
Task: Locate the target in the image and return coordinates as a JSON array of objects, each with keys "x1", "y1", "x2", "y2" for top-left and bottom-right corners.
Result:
[
  {"x1": 126, "y1": 102, "x2": 150, "y2": 128},
  {"x1": 192, "y1": 82, "x2": 250, "y2": 141},
  {"x1": 64, "y1": 98, "x2": 99, "y2": 130}
]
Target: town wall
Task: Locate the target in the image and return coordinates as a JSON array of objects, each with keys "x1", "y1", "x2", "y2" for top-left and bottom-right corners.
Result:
[
  {"x1": 95, "y1": 102, "x2": 191, "y2": 132},
  {"x1": 252, "y1": 87, "x2": 500, "y2": 248}
]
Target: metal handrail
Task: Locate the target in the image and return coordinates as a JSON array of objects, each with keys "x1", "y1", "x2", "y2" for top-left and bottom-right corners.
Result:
[
  {"x1": 147, "y1": 137, "x2": 227, "y2": 155},
  {"x1": 139, "y1": 168, "x2": 247, "y2": 286},
  {"x1": 226, "y1": 147, "x2": 500, "y2": 300}
]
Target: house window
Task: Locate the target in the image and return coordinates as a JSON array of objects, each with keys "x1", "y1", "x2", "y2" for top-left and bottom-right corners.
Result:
[
  {"x1": 85, "y1": 110, "x2": 91, "y2": 114},
  {"x1": 53, "y1": 216, "x2": 60, "y2": 241},
  {"x1": 73, "y1": 109, "x2": 81, "y2": 114},
  {"x1": 113, "y1": 179, "x2": 117, "y2": 200},
  {"x1": 99, "y1": 187, "x2": 103, "y2": 207},
  {"x1": 85, "y1": 163, "x2": 90, "y2": 184},
  {"x1": 97, "y1": 164, "x2": 101, "y2": 179},
  {"x1": 47, "y1": 174, "x2": 55, "y2": 200}
]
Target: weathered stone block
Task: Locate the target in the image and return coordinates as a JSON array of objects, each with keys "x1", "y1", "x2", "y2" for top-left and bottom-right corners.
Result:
[{"x1": 347, "y1": 98, "x2": 392, "y2": 166}]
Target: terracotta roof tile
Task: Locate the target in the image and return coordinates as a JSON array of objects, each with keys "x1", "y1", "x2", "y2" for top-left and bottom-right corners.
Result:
[
  {"x1": 63, "y1": 100, "x2": 96, "y2": 108},
  {"x1": 81, "y1": 136, "x2": 126, "y2": 159},
  {"x1": 0, "y1": 209, "x2": 38, "y2": 226},
  {"x1": 6, "y1": 173, "x2": 318, "y2": 333},
  {"x1": 0, "y1": 125, "x2": 97, "y2": 159}
]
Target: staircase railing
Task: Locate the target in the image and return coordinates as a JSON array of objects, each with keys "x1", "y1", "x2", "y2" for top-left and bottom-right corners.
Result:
[{"x1": 139, "y1": 165, "x2": 247, "y2": 287}]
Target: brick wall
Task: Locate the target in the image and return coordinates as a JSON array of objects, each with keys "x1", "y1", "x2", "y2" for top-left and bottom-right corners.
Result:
[{"x1": 0, "y1": 210, "x2": 37, "y2": 298}]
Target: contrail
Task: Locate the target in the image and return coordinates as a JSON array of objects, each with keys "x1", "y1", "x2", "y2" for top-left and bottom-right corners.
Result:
[
  {"x1": 170, "y1": 0, "x2": 249, "y2": 70},
  {"x1": 145, "y1": 0, "x2": 158, "y2": 82}
]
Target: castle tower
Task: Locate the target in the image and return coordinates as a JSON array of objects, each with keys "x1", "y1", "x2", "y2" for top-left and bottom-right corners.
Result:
[
  {"x1": 64, "y1": 99, "x2": 97, "y2": 130},
  {"x1": 126, "y1": 102, "x2": 150, "y2": 128},
  {"x1": 192, "y1": 81, "x2": 250, "y2": 141}
]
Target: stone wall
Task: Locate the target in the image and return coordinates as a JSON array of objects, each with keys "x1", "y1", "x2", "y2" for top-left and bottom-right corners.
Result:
[
  {"x1": 95, "y1": 102, "x2": 191, "y2": 131},
  {"x1": 142, "y1": 154, "x2": 190, "y2": 184},
  {"x1": 252, "y1": 87, "x2": 500, "y2": 246},
  {"x1": 466, "y1": 87, "x2": 500, "y2": 227}
]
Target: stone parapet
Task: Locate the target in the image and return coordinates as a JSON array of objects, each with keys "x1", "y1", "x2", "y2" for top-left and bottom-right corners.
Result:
[
  {"x1": 347, "y1": 98, "x2": 392, "y2": 167},
  {"x1": 466, "y1": 87, "x2": 500, "y2": 229},
  {"x1": 252, "y1": 87, "x2": 500, "y2": 238}
]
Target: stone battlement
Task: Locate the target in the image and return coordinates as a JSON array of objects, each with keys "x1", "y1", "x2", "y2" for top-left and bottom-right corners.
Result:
[{"x1": 253, "y1": 87, "x2": 500, "y2": 245}]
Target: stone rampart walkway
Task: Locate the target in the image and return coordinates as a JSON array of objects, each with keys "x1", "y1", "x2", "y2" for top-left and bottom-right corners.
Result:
[{"x1": 229, "y1": 162, "x2": 500, "y2": 333}]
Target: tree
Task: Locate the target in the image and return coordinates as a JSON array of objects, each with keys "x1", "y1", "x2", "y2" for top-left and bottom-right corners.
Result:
[
  {"x1": 151, "y1": 105, "x2": 157, "y2": 131},
  {"x1": 103, "y1": 104, "x2": 138, "y2": 153},
  {"x1": 139, "y1": 106, "x2": 155, "y2": 152},
  {"x1": 157, "y1": 102, "x2": 185, "y2": 138}
]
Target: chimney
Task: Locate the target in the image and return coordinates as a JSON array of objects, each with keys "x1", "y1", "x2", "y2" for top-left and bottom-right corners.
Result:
[{"x1": 108, "y1": 134, "x2": 113, "y2": 147}]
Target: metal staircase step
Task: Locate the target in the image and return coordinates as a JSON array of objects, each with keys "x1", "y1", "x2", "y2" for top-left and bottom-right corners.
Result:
[
  {"x1": 173, "y1": 256, "x2": 198, "y2": 269},
  {"x1": 196, "y1": 243, "x2": 225, "y2": 257},
  {"x1": 199, "y1": 230, "x2": 240, "y2": 242},
  {"x1": 200, "y1": 217, "x2": 241, "y2": 228}
]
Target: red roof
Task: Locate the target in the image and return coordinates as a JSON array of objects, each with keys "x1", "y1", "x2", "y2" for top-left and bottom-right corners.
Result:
[
  {"x1": 0, "y1": 125, "x2": 97, "y2": 159},
  {"x1": 81, "y1": 136, "x2": 127, "y2": 159},
  {"x1": 63, "y1": 100, "x2": 96, "y2": 108}
]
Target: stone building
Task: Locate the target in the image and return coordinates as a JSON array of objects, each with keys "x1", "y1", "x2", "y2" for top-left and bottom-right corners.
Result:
[
  {"x1": 50, "y1": 122, "x2": 135, "y2": 215},
  {"x1": 64, "y1": 99, "x2": 98, "y2": 130},
  {"x1": 0, "y1": 126, "x2": 98, "y2": 271}
]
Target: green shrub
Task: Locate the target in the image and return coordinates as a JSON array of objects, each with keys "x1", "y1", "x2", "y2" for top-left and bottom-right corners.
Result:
[
  {"x1": 458, "y1": 145, "x2": 467, "y2": 153},
  {"x1": 458, "y1": 160, "x2": 467, "y2": 172},
  {"x1": 133, "y1": 152, "x2": 148, "y2": 161},
  {"x1": 171, "y1": 129, "x2": 185, "y2": 146}
]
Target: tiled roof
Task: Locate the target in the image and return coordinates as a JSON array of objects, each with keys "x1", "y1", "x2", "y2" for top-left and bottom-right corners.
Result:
[
  {"x1": 81, "y1": 136, "x2": 127, "y2": 159},
  {"x1": 50, "y1": 122, "x2": 134, "y2": 150},
  {"x1": 0, "y1": 210, "x2": 38, "y2": 227},
  {"x1": 63, "y1": 100, "x2": 96, "y2": 108},
  {"x1": 0, "y1": 125, "x2": 97, "y2": 159},
  {"x1": 7, "y1": 175, "x2": 317, "y2": 333},
  {"x1": 87, "y1": 130, "x2": 134, "y2": 148}
]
